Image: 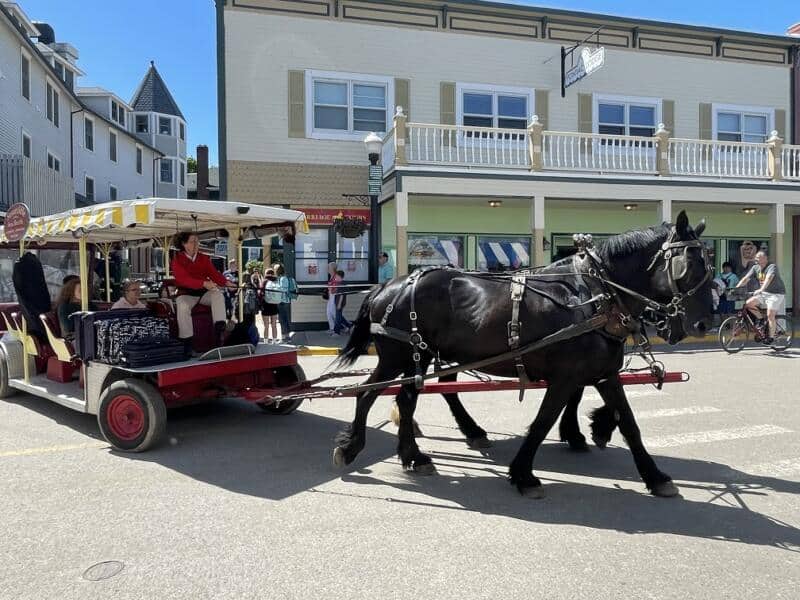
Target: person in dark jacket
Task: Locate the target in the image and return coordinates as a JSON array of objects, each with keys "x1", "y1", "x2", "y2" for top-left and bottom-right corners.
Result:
[
  {"x1": 55, "y1": 278, "x2": 82, "y2": 338},
  {"x1": 171, "y1": 232, "x2": 236, "y2": 351}
]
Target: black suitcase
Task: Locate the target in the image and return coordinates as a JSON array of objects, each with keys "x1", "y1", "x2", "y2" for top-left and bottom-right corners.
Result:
[
  {"x1": 96, "y1": 316, "x2": 170, "y2": 364},
  {"x1": 120, "y1": 337, "x2": 186, "y2": 367},
  {"x1": 72, "y1": 309, "x2": 154, "y2": 361}
]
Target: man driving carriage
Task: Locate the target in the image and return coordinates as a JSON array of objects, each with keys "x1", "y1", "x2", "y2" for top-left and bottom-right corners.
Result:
[{"x1": 171, "y1": 232, "x2": 237, "y2": 353}]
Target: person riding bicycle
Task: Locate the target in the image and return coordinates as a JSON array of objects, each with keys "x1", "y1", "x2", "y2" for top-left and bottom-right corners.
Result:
[{"x1": 735, "y1": 250, "x2": 786, "y2": 341}]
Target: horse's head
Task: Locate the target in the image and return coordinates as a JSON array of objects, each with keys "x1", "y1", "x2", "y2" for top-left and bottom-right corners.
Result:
[{"x1": 648, "y1": 211, "x2": 714, "y2": 344}]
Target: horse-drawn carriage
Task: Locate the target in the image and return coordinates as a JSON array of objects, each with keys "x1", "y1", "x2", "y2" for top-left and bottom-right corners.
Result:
[{"x1": 0, "y1": 199, "x2": 309, "y2": 452}]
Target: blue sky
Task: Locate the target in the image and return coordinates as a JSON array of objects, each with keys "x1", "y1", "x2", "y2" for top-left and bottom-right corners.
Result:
[{"x1": 17, "y1": 1, "x2": 799, "y2": 166}]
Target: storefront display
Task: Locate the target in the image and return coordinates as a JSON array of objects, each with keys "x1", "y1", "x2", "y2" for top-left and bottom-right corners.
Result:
[
  {"x1": 408, "y1": 235, "x2": 464, "y2": 270},
  {"x1": 477, "y1": 236, "x2": 530, "y2": 271}
]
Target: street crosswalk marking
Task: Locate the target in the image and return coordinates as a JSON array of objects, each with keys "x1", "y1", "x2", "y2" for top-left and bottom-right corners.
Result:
[
  {"x1": 581, "y1": 389, "x2": 667, "y2": 401},
  {"x1": 744, "y1": 457, "x2": 800, "y2": 478},
  {"x1": 631, "y1": 406, "x2": 721, "y2": 419},
  {"x1": 645, "y1": 424, "x2": 792, "y2": 448}
]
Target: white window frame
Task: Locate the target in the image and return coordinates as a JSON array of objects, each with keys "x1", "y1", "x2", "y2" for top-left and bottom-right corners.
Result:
[
  {"x1": 21, "y1": 130, "x2": 31, "y2": 158},
  {"x1": 109, "y1": 131, "x2": 117, "y2": 162},
  {"x1": 592, "y1": 93, "x2": 662, "y2": 137},
  {"x1": 135, "y1": 145, "x2": 143, "y2": 175},
  {"x1": 158, "y1": 116, "x2": 173, "y2": 136},
  {"x1": 712, "y1": 103, "x2": 774, "y2": 144},
  {"x1": 305, "y1": 70, "x2": 395, "y2": 141},
  {"x1": 179, "y1": 160, "x2": 186, "y2": 187},
  {"x1": 84, "y1": 116, "x2": 94, "y2": 152},
  {"x1": 110, "y1": 100, "x2": 125, "y2": 128},
  {"x1": 46, "y1": 149, "x2": 61, "y2": 172},
  {"x1": 159, "y1": 158, "x2": 174, "y2": 184},
  {"x1": 85, "y1": 175, "x2": 95, "y2": 201},
  {"x1": 46, "y1": 79, "x2": 60, "y2": 127},
  {"x1": 109, "y1": 184, "x2": 118, "y2": 201},
  {"x1": 179, "y1": 121, "x2": 185, "y2": 141},
  {"x1": 20, "y1": 48, "x2": 31, "y2": 101},
  {"x1": 135, "y1": 113, "x2": 149, "y2": 134},
  {"x1": 456, "y1": 82, "x2": 535, "y2": 129}
]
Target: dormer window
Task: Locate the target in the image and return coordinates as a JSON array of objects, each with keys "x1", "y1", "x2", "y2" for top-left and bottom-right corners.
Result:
[
  {"x1": 135, "y1": 114, "x2": 149, "y2": 133},
  {"x1": 158, "y1": 117, "x2": 172, "y2": 136},
  {"x1": 54, "y1": 62, "x2": 64, "y2": 82},
  {"x1": 111, "y1": 101, "x2": 125, "y2": 127}
]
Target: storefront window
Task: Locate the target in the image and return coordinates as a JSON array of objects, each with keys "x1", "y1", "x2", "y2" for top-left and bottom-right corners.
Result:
[
  {"x1": 477, "y1": 236, "x2": 531, "y2": 272},
  {"x1": 727, "y1": 238, "x2": 768, "y2": 283},
  {"x1": 336, "y1": 229, "x2": 369, "y2": 281},
  {"x1": 295, "y1": 228, "x2": 330, "y2": 283},
  {"x1": 408, "y1": 235, "x2": 464, "y2": 271}
]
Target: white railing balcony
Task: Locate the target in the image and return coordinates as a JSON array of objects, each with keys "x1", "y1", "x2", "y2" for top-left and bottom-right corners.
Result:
[
  {"x1": 543, "y1": 131, "x2": 657, "y2": 174},
  {"x1": 782, "y1": 144, "x2": 800, "y2": 181},
  {"x1": 668, "y1": 139, "x2": 769, "y2": 179},
  {"x1": 382, "y1": 111, "x2": 798, "y2": 185},
  {"x1": 407, "y1": 123, "x2": 530, "y2": 168}
]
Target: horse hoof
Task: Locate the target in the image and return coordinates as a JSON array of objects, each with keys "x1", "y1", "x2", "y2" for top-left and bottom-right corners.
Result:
[
  {"x1": 591, "y1": 434, "x2": 609, "y2": 449},
  {"x1": 413, "y1": 462, "x2": 437, "y2": 475},
  {"x1": 332, "y1": 447, "x2": 347, "y2": 469},
  {"x1": 651, "y1": 480, "x2": 680, "y2": 497},
  {"x1": 467, "y1": 436, "x2": 493, "y2": 449},
  {"x1": 567, "y1": 439, "x2": 590, "y2": 452},
  {"x1": 521, "y1": 485, "x2": 546, "y2": 499}
]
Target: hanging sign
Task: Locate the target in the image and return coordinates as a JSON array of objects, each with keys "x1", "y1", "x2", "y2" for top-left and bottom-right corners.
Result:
[
  {"x1": 564, "y1": 46, "x2": 605, "y2": 90},
  {"x1": 298, "y1": 208, "x2": 372, "y2": 226},
  {"x1": 4, "y1": 203, "x2": 31, "y2": 243}
]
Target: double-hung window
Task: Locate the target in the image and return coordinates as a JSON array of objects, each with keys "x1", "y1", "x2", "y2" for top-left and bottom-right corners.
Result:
[
  {"x1": 111, "y1": 101, "x2": 125, "y2": 127},
  {"x1": 158, "y1": 117, "x2": 172, "y2": 136},
  {"x1": 21, "y1": 51, "x2": 30, "y2": 100},
  {"x1": 109, "y1": 185, "x2": 118, "y2": 201},
  {"x1": 46, "y1": 151, "x2": 60, "y2": 172},
  {"x1": 714, "y1": 105, "x2": 772, "y2": 144},
  {"x1": 595, "y1": 94, "x2": 660, "y2": 138},
  {"x1": 135, "y1": 114, "x2": 149, "y2": 133},
  {"x1": 457, "y1": 83, "x2": 533, "y2": 142},
  {"x1": 306, "y1": 71, "x2": 393, "y2": 140},
  {"x1": 84, "y1": 117, "x2": 94, "y2": 151},
  {"x1": 21, "y1": 132, "x2": 31, "y2": 158},
  {"x1": 160, "y1": 159, "x2": 173, "y2": 183},
  {"x1": 109, "y1": 131, "x2": 117, "y2": 162},
  {"x1": 136, "y1": 147, "x2": 143, "y2": 174},
  {"x1": 46, "y1": 82, "x2": 59, "y2": 127},
  {"x1": 85, "y1": 176, "x2": 94, "y2": 202}
]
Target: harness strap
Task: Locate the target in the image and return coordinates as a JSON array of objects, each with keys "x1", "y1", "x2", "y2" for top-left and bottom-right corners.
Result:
[{"x1": 508, "y1": 274, "x2": 530, "y2": 402}]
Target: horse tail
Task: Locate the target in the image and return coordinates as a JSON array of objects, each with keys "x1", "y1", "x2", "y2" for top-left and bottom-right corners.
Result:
[{"x1": 335, "y1": 285, "x2": 382, "y2": 368}]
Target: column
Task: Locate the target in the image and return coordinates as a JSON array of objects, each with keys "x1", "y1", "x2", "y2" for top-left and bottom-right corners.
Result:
[
  {"x1": 658, "y1": 199, "x2": 672, "y2": 225},
  {"x1": 769, "y1": 202, "x2": 785, "y2": 273},
  {"x1": 530, "y1": 196, "x2": 545, "y2": 267},
  {"x1": 396, "y1": 191, "x2": 409, "y2": 276}
]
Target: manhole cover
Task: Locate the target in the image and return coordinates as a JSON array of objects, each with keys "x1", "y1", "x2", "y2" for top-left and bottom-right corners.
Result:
[{"x1": 82, "y1": 561, "x2": 124, "y2": 581}]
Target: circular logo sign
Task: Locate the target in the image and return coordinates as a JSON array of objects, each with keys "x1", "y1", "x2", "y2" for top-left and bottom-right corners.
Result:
[{"x1": 4, "y1": 203, "x2": 30, "y2": 243}]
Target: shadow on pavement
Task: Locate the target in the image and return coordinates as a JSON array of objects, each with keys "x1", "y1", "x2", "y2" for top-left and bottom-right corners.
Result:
[{"x1": 340, "y1": 434, "x2": 800, "y2": 552}]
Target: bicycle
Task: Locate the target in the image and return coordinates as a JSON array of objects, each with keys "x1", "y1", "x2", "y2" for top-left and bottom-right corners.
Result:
[{"x1": 718, "y1": 290, "x2": 793, "y2": 353}]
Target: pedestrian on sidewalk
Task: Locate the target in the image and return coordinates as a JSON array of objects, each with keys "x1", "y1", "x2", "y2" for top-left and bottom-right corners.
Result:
[
  {"x1": 378, "y1": 252, "x2": 394, "y2": 283},
  {"x1": 325, "y1": 262, "x2": 341, "y2": 335},
  {"x1": 274, "y1": 263, "x2": 297, "y2": 343},
  {"x1": 718, "y1": 261, "x2": 739, "y2": 315},
  {"x1": 334, "y1": 269, "x2": 353, "y2": 335},
  {"x1": 261, "y1": 268, "x2": 282, "y2": 343}
]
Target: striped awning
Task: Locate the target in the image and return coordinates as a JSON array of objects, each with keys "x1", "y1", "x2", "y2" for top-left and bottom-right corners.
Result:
[{"x1": 0, "y1": 198, "x2": 308, "y2": 244}]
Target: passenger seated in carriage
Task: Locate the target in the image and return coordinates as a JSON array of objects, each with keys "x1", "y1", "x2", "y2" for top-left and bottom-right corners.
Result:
[
  {"x1": 170, "y1": 232, "x2": 236, "y2": 352},
  {"x1": 111, "y1": 279, "x2": 147, "y2": 310},
  {"x1": 56, "y1": 278, "x2": 82, "y2": 338}
]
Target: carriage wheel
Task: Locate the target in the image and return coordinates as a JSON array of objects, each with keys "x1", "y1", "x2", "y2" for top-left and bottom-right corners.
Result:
[
  {"x1": 718, "y1": 316, "x2": 747, "y2": 354},
  {"x1": 257, "y1": 364, "x2": 306, "y2": 415},
  {"x1": 98, "y1": 379, "x2": 167, "y2": 452},
  {"x1": 771, "y1": 316, "x2": 793, "y2": 352},
  {"x1": 0, "y1": 347, "x2": 10, "y2": 399}
]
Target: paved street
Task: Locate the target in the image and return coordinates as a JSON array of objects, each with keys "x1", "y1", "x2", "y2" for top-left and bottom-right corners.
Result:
[{"x1": 1, "y1": 346, "x2": 799, "y2": 599}]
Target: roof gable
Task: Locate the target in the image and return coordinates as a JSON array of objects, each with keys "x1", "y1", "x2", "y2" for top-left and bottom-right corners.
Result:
[{"x1": 130, "y1": 61, "x2": 185, "y2": 120}]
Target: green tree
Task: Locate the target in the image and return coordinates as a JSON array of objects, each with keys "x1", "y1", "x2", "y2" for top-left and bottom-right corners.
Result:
[{"x1": 187, "y1": 156, "x2": 197, "y2": 173}]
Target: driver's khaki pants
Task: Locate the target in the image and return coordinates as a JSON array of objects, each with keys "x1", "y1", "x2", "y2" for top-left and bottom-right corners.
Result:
[{"x1": 176, "y1": 289, "x2": 226, "y2": 338}]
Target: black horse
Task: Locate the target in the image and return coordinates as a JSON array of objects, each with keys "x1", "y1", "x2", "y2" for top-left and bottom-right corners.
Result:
[{"x1": 334, "y1": 212, "x2": 713, "y2": 498}]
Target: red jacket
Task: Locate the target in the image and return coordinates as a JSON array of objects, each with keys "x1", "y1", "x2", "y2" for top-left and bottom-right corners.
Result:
[{"x1": 171, "y1": 252, "x2": 228, "y2": 294}]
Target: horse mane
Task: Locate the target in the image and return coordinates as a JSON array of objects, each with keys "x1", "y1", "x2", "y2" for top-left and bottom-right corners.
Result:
[{"x1": 598, "y1": 223, "x2": 671, "y2": 261}]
